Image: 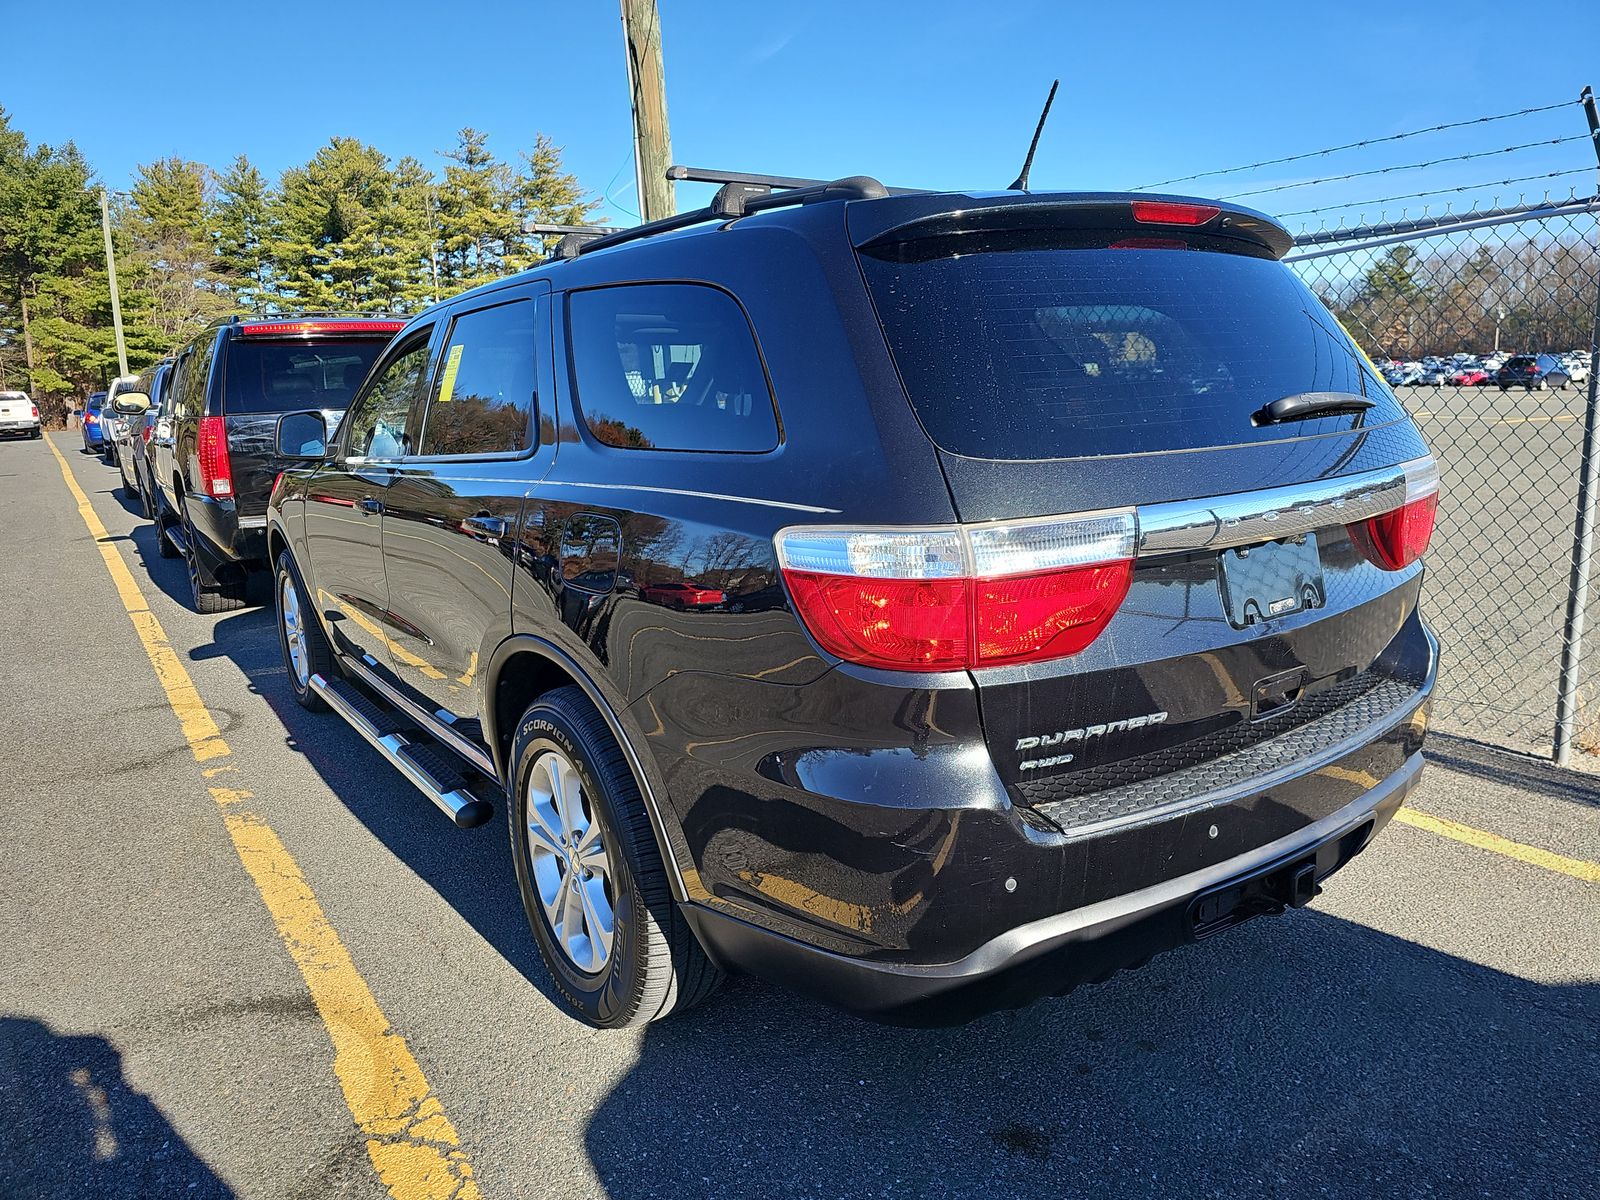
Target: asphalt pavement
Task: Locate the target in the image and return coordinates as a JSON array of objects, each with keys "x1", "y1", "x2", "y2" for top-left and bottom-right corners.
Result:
[{"x1": 1, "y1": 431, "x2": 1596, "y2": 1199}]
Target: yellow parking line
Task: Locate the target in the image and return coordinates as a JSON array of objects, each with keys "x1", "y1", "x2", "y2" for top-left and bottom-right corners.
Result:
[
  {"x1": 44, "y1": 435, "x2": 482, "y2": 1200},
  {"x1": 1394, "y1": 807, "x2": 1600, "y2": 884}
]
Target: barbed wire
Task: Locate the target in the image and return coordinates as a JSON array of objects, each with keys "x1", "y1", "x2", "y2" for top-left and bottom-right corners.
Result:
[
  {"x1": 1136, "y1": 97, "x2": 1583, "y2": 190},
  {"x1": 1276, "y1": 167, "x2": 1599, "y2": 219},
  {"x1": 1216, "y1": 136, "x2": 1589, "y2": 200}
]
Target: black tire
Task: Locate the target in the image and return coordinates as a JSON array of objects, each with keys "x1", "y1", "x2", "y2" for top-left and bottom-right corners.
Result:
[
  {"x1": 274, "y1": 549, "x2": 333, "y2": 711},
  {"x1": 156, "y1": 507, "x2": 181, "y2": 559},
  {"x1": 508, "y1": 687, "x2": 722, "y2": 1028},
  {"x1": 30, "y1": 429, "x2": 41, "y2": 440},
  {"x1": 182, "y1": 508, "x2": 247, "y2": 614}
]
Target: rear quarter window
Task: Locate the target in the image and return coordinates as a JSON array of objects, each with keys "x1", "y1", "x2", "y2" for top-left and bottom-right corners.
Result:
[
  {"x1": 567, "y1": 283, "x2": 779, "y2": 453},
  {"x1": 222, "y1": 338, "x2": 387, "y2": 414}
]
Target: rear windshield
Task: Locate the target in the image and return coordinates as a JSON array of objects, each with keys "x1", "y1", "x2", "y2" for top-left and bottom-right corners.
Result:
[
  {"x1": 858, "y1": 234, "x2": 1397, "y2": 460},
  {"x1": 222, "y1": 338, "x2": 387, "y2": 414}
]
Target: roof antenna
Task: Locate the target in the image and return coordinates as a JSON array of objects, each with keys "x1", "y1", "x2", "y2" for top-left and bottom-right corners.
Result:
[{"x1": 1008, "y1": 79, "x2": 1060, "y2": 191}]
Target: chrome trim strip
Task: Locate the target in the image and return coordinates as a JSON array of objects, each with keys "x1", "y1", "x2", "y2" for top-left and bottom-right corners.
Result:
[{"x1": 1137, "y1": 457, "x2": 1428, "y2": 556}]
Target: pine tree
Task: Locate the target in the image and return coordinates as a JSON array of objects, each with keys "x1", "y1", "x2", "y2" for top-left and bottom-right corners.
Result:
[
  {"x1": 214, "y1": 155, "x2": 271, "y2": 310},
  {"x1": 269, "y1": 138, "x2": 433, "y2": 313},
  {"x1": 503, "y1": 132, "x2": 601, "y2": 273},
  {"x1": 436, "y1": 128, "x2": 517, "y2": 289},
  {"x1": 122, "y1": 157, "x2": 234, "y2": 353}
]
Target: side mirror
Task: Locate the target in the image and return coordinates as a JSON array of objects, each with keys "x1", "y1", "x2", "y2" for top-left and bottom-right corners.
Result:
[
  {"x1": 111, "y1": 391, "x2": 150, "y2": 415},
  {"x1": 276, "y1": 410, "x2": 329, "y2": 460}
]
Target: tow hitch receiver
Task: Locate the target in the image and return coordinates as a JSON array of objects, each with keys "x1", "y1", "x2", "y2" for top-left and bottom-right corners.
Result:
[{"x1": 1189, "y1": 854, "x2": 1323, "y2": 940}]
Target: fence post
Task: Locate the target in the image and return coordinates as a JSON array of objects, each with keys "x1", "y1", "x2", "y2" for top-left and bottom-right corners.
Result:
[{"x1": 1552, "y1": 272, "x2": 1600, "y2": 765}]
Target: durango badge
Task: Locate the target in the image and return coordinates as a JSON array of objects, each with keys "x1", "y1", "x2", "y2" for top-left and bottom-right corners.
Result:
[{"x1": 1015, "y1": 711, "x2": 1170, "y2": 771}]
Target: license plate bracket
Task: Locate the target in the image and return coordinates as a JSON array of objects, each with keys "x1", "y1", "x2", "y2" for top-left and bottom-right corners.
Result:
[{"x1": 1217, "y1": 534, "x2": 1326, "y2": 629}]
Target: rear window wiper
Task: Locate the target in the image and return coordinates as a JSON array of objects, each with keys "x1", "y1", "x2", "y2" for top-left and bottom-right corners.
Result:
[{"x1": 1253, "y1": 391, "x2": 1374, "y2": 426}]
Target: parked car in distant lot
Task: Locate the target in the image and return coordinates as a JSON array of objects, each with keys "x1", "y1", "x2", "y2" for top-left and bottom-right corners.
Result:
[
  {"x1": 1384, "y1": 364, "x2": 1423, "y2": 387},
  {"x1": 119, "y1": 358, "x2": 174, "y2": 515},
  {"x1": 1447, "y1": 367, "x2": 1488, "y2": 387},
  {"x1": 266, "y1": 180, "x2": 1439, "y2": 1029},
  {"x1": 153, "y1": 315, "x2": 402, "y2": 612},
  {"x1": 1497, "y1": 353, "x2": 1569, "y2": 390},
  {"x1": 80, "y1": 391, "x2": 107, "y2": 453},
  {"x1": 100, "y1": 375, "x2": 143, "y2": 465},
  {"x1": 1562, "y1": 353, "x2": 1591, "y2": 386},
  {"x1": 0, "y1": 390, "x2": 41, "y2": 439}
]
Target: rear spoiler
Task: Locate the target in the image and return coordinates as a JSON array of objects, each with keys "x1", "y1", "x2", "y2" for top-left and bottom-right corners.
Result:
[{"x1": 849, "y1": 192, "x2": 1294, "y2": 261}]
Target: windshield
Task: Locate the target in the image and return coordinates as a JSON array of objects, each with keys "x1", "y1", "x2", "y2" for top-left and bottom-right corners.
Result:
[
  {"x1": 858, "y1": 234, "x2": 1402, "y2": 460},
  {"x1": 222, "y1": 338, "x2": 387, "y2": 414}
]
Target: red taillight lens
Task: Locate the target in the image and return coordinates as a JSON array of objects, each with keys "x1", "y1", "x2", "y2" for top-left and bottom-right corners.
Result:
[
  {"x1": 1355, "y1": 494, "x2": 1438, "y2": 571},
  {"x1": 142, "y1": 424, "x2": 154, "y2": 443},
  {"x1": 777, "y1": 513, "x2": 1136, "y2": 671},
  {"x1": 1130, "y1": 200, "x2": 1221, "y2": 226},
  {"x1": 974, "y1": 562, "x2": 1134, "y2": 665},
  {"x1": 1351, "y1": 458, "x2": 1439, "y2": 571},
  {"x1": 197, "y1": 415, "x2": 234, "y2": 498},
  {"x1": 783, "y1": 572, "x2": 970, "y2": 670},
  {"x1": 30, "y1": 405, "x2": 39, "y2": 419}
]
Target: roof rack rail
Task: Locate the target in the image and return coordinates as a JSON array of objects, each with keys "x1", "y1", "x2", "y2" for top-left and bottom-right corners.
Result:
[
  {"x1": 526, "y1": 221, "x2": 613, "y2": 261},
  {"x1": 575, "y1": 171, "x2": 892, "y2": 258},
  {"x1": 668, "y1": 164, "x2": 923, "y2": 197}
]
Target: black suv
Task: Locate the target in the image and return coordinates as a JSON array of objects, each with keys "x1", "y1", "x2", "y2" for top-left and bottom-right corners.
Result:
[
  {"x1": 267, "y1": 177, "x2": 1439, "y2": 1028},
  {"x1": 153, "y1": 315, "x2": 405, "y2": 612}
]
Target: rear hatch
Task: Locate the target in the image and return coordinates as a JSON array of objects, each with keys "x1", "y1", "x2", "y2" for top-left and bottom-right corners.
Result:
[
  {"x1": 848, "y1": 193, "x2": 1435, "y2": 826},
  {"x1": 221, "y1": 325, "x2": 397, "y2": 514}
]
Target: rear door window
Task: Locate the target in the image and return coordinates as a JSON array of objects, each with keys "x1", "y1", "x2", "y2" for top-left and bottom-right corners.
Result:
[
  {"x1": 567, "y1": 284, "x2": 778, "y2": 452},
  {"x1": 222, "y1": 339, "x2": 387, "y2": 414},
  {"x1": 858, "y1": 234, "x2": 1400, "y2": 460},
  {"x1": 418, "y1": 299, "x2": 537, "y2": 457}
]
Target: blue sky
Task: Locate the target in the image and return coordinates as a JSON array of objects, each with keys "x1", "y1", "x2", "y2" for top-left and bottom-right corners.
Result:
[{"x1": 5, "y1": 0, "x2": 1598, "y2": 233}]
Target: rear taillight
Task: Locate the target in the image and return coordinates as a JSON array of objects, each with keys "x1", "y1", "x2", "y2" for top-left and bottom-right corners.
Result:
[
  {"x1": 777, "y1": 512, "x2": 1136, "y2": 671},
  {"x1": 142, "y1": 423, "x2": 154, "y2": 444},
  {"x1": 197, "y1": 415, "x2": 234, "y2": 498},
  {"x1": 30, "y1": 405, "x2": 39, "y2": 419},
  {"x1": 1351, "y1": 458, "x2": 1439, "y2": 571},
  {"x1": 1130, "y1": 200, "x2": 1221, "y2": 226}
]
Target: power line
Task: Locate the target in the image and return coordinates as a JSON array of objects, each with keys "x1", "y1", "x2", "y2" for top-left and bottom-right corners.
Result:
[
  {"x1": 1217, "y1": 136, "x2": 1589, "y2": 200},
  {"x1": 1277, "y1": 167, "x2": 1599, "y2": 218},
  {"x1": 1136, "y1": 97, "x2": 1582, "y2": 190}
]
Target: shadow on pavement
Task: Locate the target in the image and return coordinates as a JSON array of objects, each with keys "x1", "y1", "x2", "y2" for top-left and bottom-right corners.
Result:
[
  {"x1": 1425, "y1": 731, "x2": 1600, "y2": 810},
  {"x1": 582, "y1": 911, "x2": 1598, "y2": 1199},
  {"x1": 0, "y1": 1017, "x2": 233, "y2": 1198}
]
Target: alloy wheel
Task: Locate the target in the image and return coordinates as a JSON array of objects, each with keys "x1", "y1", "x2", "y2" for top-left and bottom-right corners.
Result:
[
  {"x1": 280, "y1": 572, "x2": 309, "y2": 688},
  {"x1": 524, "y1": 749, "x2": 615, "y2": 974}
]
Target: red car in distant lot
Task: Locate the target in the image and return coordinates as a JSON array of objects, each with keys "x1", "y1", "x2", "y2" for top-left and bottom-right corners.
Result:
[
  {"x1": 641, "y1": 580, "x2": 726, "y2": 610},
  {"x1": 1448, "y1": 368, "x2": 1489, "y2": 386}
]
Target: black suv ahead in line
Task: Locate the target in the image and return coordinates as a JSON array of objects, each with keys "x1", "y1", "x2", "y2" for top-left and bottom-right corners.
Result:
[
  {"x1": 153, "y1": 315, "x2": 405, "y2": 612},
  {"x1": 267, "y1": 178, "x2": 1439, "y2": 1028}
]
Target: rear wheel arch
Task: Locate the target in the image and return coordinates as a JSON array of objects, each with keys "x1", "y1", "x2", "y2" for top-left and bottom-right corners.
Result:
[{"x1": 485, "y1": 635, "x2": 691, "y2": 904}]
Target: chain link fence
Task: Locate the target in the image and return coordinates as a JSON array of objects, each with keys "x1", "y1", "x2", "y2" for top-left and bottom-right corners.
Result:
[{"x1": 1285, "y1": 194, "x2": 1600, "y2": 761}]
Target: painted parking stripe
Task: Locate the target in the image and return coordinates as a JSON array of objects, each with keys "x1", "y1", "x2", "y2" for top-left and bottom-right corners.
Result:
[
  {"x1": 1394, "y1": 807, "x2": 1600, "y2": 884},
  {"x1": 44, "y1": 434, "x2": 483, "y2": 1200}
]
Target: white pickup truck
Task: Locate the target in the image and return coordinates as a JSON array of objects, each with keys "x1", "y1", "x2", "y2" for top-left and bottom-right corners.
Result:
[{"x1": 0, "y1": 391, "x2": 41, "y2": 440}]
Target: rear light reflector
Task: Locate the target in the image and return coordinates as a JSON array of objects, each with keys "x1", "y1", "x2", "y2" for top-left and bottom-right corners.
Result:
[
  {"x1": 777, "y1": 511, "x2": 1136, "y2": 671},
  {"x1": 239, "y1": 320, "x2": 405, "y2": 337},
  {"x1": 1130, "y1": 200, "x2": 1221, "y2": 226},
  {"x1": 1351, "y1": 457, "x2": 1439, "y2": 571},
  {"x1": 197, "y1": 415, "x2": 234, "y2": 498}
]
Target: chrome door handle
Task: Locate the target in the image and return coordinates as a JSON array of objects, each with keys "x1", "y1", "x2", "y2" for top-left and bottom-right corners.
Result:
[
  {"x1": 359, "y1": 497, "x2": 384, "y2": 516},
  {"x1": 463, "y1": 514, "x2": 507, "y2": 538}
]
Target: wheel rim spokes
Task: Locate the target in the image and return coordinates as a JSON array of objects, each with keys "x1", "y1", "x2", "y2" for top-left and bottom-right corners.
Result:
[
  {"x1": 280, "y1": 577, "x2": 308, "y2": 686},
  {"x1": 524, "y1": 749, "x2": 614, "y2": 974}
]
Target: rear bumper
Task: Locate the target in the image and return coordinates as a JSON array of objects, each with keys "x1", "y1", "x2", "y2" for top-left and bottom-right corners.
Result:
[
  {"x1": 185, "y1": 494, "x2": 268, "y2": 573},
  {"x1": 686, "y1": 750, "x2": 1421, "y2": 1023}
]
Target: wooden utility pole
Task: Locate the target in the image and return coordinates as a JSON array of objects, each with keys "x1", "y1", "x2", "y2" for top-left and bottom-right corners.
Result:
[
  {"x1": 100, "y1": 188, "x2": 129, "y2": 378},
  {"x1": 619, "y1": 0, "x2": 674, "y2": 222}
]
